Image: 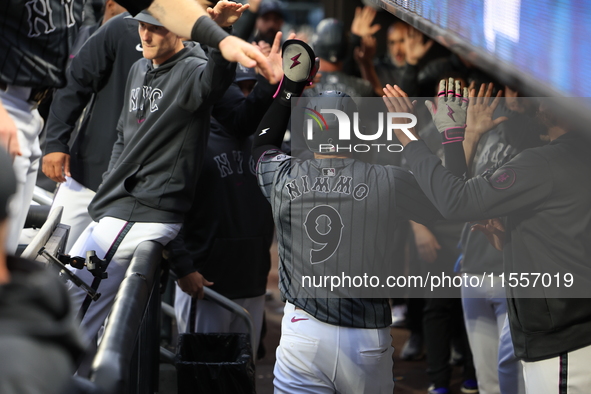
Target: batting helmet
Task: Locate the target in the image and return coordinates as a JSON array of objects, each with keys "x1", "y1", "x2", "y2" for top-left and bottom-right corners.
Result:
[
  {"x1": 312, "y1": 18, "x2": 347, "y2": 63},
  {"x1": 303, "y1": 91, "x2": 357, "y2": 153}
]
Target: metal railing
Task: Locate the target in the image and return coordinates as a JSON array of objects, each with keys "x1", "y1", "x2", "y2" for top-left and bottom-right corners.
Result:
[
  {"x1": 24, "y1": 214, "x2": 163, "y2": 394},
  {"x1": 21, "y1": 206, "x2": 65, "y2": 261},
  {"x1": 161, "y1": 287, "x2": 257, "y2": 358},
  {"x1": 90, "y1": 241, "x2": 163, "y2": 394},
  {"x1": 24, "y1": 212, "x2": 258, "y2": 394}
]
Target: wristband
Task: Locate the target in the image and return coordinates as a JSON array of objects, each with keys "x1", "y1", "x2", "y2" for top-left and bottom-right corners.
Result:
[
  {"x1": 190, "y1": 16, "x2": 230, "y2": 48},
  {"x1": 273, "y1": 76, "x2": 308, "y2": 107},
  {"x1": 441, "y1": 126, "x2": 466, "y2": 144}
]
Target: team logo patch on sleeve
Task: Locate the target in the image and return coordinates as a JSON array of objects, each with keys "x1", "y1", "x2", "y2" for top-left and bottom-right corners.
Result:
[
  {"x1": 271, "y1": 154, "x2": 288, "y2": 162},
  {"x1": 489, "y1": 168, "x2": 516, "y2": 190},
  {"x1": 261, "y1": 150, "x2": 289, "y2": 162}
]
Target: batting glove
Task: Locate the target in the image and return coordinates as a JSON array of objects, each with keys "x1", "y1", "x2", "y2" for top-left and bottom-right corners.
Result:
[
  {"x1": 425, "y1": 78, "x2": 469, "y2": 144},
  {"x1": 276, "y1": 39, "x2": 318, "y2": 105}
]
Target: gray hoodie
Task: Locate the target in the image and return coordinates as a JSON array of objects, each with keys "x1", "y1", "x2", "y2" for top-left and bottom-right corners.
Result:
[{"x1": 89, "y1": 42, "x2": 235, "y2": 223}]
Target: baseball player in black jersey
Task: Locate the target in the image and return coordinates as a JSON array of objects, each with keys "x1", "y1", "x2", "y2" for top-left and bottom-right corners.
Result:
[
  {"x1": 253, "y1": 40, "x2": 442, "y2": 393},
  {"x1": 0, "y1": 0, "x2": 85, "y2": 253},
  {"x1": 384, "y1": 81, "x2": 591, "y2": 394}
]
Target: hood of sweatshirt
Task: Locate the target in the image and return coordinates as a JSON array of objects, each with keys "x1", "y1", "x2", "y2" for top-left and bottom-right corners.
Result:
[{"x1": 0, "y1": 257, "x2": 85, "y2": 362}]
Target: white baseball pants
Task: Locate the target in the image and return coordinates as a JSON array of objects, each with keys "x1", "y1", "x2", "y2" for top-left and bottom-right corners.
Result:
[
  {"x1": 274, "y1": 302, "x2": 394, "y2": 394},
  {"x1": 67, "y1": 216, "x2": 180, "y2": 344},
  {"x1": 522, "y1": 343, "x2": 591, "y2": 394},
  {"x1": 462, "y1": 274, "x2": 525, "y2": 394},
  {"x1": 50, "y1": 177, "x2": 95, "y2": 253},
  {"x1": 1, "y1": 86, "x2": 43, "y2": 254}
]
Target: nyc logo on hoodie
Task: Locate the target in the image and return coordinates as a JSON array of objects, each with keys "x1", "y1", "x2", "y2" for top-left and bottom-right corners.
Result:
[{"x1": 129, "y1": 86, "x2": 163, "y2": 114}]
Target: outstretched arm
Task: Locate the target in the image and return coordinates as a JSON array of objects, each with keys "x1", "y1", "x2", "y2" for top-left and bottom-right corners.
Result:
[
  {"x1": 43, "y1": 14, "x2": 138, "y2": 183},
  {"x1": 252, "y1": 39, "x2": 318, "y2": 161},
  {"x1": 383, "y1": 82, "x2": 552, "y2": 222},
  {"x1": 213, "y1": 32, "x2": 290, "y2": 139},
  {"x1": 139, "y1": 0, "x2": 273, "y2": 77},
  {"x1": 355, "y1": 35, "x2": 384, "y2": 97}
]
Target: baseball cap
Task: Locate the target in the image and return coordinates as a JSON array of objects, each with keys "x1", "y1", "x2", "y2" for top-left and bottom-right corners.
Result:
[
  {"x1": 127, "y1": 10, "x2": 163, "y2": 27},
  {"x1": 0, "y1": 147, "x2": 17, "y2": 221},
  {"x1": 235, "y1": 64, "x2": 258, "y2": 83},
  {"x1": 258, "y1": 0, "x2": 286, "y2": 19}
]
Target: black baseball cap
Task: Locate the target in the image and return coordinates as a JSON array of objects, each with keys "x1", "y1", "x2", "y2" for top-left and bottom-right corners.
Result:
[
  {"x1": 0, "y1": 147, "x2": 16, "y2": 221},
  {"x1": 127, "y1": 10, "x2": 163, "y2": 27},
  {"x1": 259, "y1": 0, "x2": 286, "y2": 19},
  {"x1": 235, "y1": 64, "x2": 258, "y2": 82}
]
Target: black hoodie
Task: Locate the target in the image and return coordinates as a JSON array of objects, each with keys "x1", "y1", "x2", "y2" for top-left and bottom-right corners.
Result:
[
  {"x1": 89, "y1": 42, "x2": 235, "y2": 223},
  {"x1": 0, "y1": 257, "x2": 84, "y2": 394}
]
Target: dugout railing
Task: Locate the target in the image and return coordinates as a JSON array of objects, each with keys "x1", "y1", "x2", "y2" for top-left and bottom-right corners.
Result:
[
  {"x1": 24, "y1": 210, "x2": 164, "y2": 394},
  {"x1": 25, "y1": 209, "x2": 257, "y2": 394}
]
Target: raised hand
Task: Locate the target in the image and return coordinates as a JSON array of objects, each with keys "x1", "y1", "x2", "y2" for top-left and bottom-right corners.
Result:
[
  {"x1": 254, "y1": 40, "x2": 272, "y2": 57},
  {"x1": 207, "y1": 0, "x2": 249, "y2": 27},
  {"x1": 255, "y1": 31, "x2": 297, "y2": 85},
  {"x1": 351, "y1": 6, "x2": 381, "y2": 37},
  {"x1": 246, "y1": 0, "x2": 261, "y2": 13},
  {"x1": 404, "y1": 26, "x2": 433, "y2": 65},
  {"x1": 466, "y1": 82, "x2": 508, "y2": 139},
  {"x1": 382, "y1": 84, "x2": 419, "y2": 146},
  {"x1": 219, "y1": 36, "x2": 272, "y2": 78},
  {"x1": 354, "y1": 34, "x2": 377, "y2": 66}
]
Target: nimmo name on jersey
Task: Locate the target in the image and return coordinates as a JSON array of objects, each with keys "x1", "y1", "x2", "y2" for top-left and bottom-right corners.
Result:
[{"x1": 285, "y1": 174, "x2": 370, "y2": 201}]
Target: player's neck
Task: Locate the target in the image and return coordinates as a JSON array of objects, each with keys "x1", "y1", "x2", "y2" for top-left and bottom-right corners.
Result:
[
  {"x1": 547, "y1": 126, "x2": 568, "y2": 141},
  {"x1": 314, "y1": 153, "x2": 351, "y2": 159},
  {"x1": 318, "y1": 60, "x2": 342, "y2": 72}
]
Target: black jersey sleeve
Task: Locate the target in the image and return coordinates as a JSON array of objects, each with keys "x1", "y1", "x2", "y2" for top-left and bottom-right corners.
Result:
[
  {"x1": 232, "y1": 9, "x2": 258, "y2": 41},
  {"x1": 100, "y1": 120, "x2": 125, "y2": 188},
  {"x1": 252, "y1": 98, "x2": 292, "y2": 161},
  {"x1": 177, "y1": 47, "x2": 235, "y2": 112},
  {"x1": 388, "y1": 166, "x2": 443, "y2": 224},
  {"x1": 166, "y1": 229, "x2": 198, "y2": 279},
  {"x1": 212, "y1": 76, "x2": 276, "y2": 139},
  {"x1": 404, "y1": 140, "x2": 553, "y2": 221},
  {"x1": 442, "y1": 136, "x2": 468, "y2": 178},
  {"x1": 44, "y1": 15, "x2": 127, "y2": 156}
]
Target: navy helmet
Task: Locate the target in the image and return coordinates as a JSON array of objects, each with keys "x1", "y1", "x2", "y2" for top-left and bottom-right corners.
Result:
[
  {"x1": 312, "y1": 18, "x2": 347, "y2": 63},
  {"x1": 303, "y1": 91, "x2": 357, "y2": 153}
]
